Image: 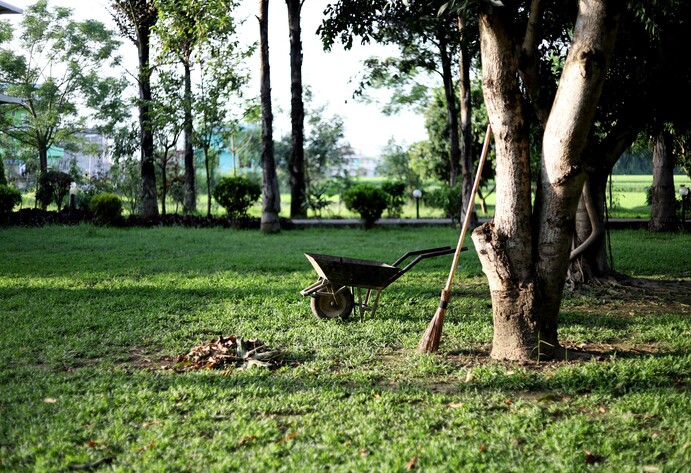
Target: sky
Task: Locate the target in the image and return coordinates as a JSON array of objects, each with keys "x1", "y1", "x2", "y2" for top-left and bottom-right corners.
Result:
[{"x1": 4, "y1": 0, "x2": 428, "y2": 157}]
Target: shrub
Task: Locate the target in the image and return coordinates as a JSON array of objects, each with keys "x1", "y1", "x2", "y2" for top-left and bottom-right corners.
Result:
[
  {"x1": 425, "y1": 184, "x2": 463, "y2": 221},
  {"x1": 89, "y1": 193, "x2": 122, "y2": 224},
  {"x1": 344, "y1": 183, "x2": 388, "y2": 228},
  {"x1": 303, "y1": 184, "x2": 332, "y2": 218},
  {"x1": 0, "y1": 185, "x2": 22, "y2": 214},
  {"x1": 36, "y1": 170, "x2": 72, "y2": 210},
  {"x1": 212, "y1": 176, "x2": 261, "y2": 219},
  {"x1": 381, "y1": 181, "x2": 406, "y2": 218}
]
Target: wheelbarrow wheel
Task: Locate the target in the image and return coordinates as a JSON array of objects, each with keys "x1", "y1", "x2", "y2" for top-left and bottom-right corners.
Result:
[{"x1": 311, "y1": 286, "x2": 354, "y2": 320}]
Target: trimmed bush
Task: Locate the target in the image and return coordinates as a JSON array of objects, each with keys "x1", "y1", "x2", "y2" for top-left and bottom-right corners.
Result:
[
  {"x1": 0, "y1": 185, "x2": 22, "y2": 214},
  {"x1": 381, "y1": 180, "x2": 406, "y2": 218},
  {"x1": 89, "y1": 193, "x2": 122, "y2": 224},
  {"x1": 425, "y1": 184, "x2": 463, "y2": 221},
  {"x1": 344, "y1": 183, "x2": 388, "y2": 228},
  {"x1": 36, "y1": 170, "x2": 72, "y2": 210},
  {"x1": 212, "y1": 176, "x2": 261, "y2": 219}
]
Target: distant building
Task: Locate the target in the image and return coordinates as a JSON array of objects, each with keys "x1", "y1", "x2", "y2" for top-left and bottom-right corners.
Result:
[
  {"x1": 340, "y1": 146, "x2": 379, "y2": 178},
  {"x1": 56, "y1": 129, "x2": 111, "y2": 178}
]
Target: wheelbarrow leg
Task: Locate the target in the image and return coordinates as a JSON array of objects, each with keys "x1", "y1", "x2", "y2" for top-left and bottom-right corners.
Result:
[{"x1": 354, "y1": 287, "x2": 383, "y2": 319}]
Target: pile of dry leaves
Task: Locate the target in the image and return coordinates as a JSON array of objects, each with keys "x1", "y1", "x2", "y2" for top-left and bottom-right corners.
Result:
[{"x1": 175, "y1": 336, "x2": 282, "y2": 371}]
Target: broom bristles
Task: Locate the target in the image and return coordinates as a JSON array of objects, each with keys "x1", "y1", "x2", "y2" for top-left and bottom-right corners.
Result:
[{"x1": 417, "y1": 290, "x2": 450, "y2": 353}]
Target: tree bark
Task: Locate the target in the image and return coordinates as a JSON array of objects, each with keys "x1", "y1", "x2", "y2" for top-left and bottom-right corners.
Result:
[
  {"x1": 259, "y1": 0, "x2": 281, "y2": 233},
  {"x1": 437, "y1": 21, "x2": 461, "y2": 187},
  {"x1": 38, "y1": 145, "x2": 48, "y2": 173},
  {"x1": 287, "y1": 0, "x2": 306, "y2": 219},
  {"x1": 649, "y1": 130, "x2": 677, "y2": 231},
  {"x1": 570, "y1": 126, "x2": 639, "y2": 283},
  {"x1": 458, "y1": 16, "x2": 477, "y2": 228},
  {"x1": 138, "y1": 17, "x2": 158, "y2": 218},
  {"x1": 182, "y1": 60, "x2": 196, "y2": 214},
  {"x1": 472, "y1": 1, "x2": 620, "y2": 361}
]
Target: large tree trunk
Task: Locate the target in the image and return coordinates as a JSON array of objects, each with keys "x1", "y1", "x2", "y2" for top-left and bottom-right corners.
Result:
[
  {"x1": 437, "y1": 21, "x2": 461, "y2": 187},
  {"x1": 287, "y1": 0, "x2": 306, "y2": 219},
  {"x1": 259, "y1": 0, "x2": 281, "y2": 233},
  {"x1": 138, "y1": 20, "x2": 158, "y2": 218},
  {"x1": 472, "y1": 1, "x2": 620, "y2": 361},
  {"x1": 182, "y1": 60, "x2": 196, "y2": 215},
  {"x1": 649, "y1": 130, "x2": 677, "y2": 231},
  {"x1": 458, "y1": 16, "x2": 477, "y2": 227}
]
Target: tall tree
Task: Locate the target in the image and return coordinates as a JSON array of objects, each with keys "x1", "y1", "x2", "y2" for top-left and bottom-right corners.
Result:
[
  {"x1": 193, "y1": 12, "x2": 253, "y2": 218},
  {"x1": 156, "y1": 0, "x2": 196, "y2": 214},
  {"x1": 648, "y1": 130, "x2": 679, "y2": 231},
  {"x1": 156, "y1": 0, "x2": 244, "y2": 215},
  {"x1": 110, "y1": 0, "x2": 159, "y2": 217},
  {"x1": 150, "y1": 68, "x2": 184, "y2": 216},
  {"x1": 0, "y1": 1, "x2": 121, "y2": 173},
  {"x1": 286, "y1": 0, "x2": 306, "y2": 218},
  {"x1": 258, "y1": 0, "x2": 281, "y2": 233},
  {"x1": 320, "y1": 0, "x2": 463, "y2": 186},
  {"x1": 568, "y1": 0, "x2": 691, "y2": 277},
  {"x1": 468, "y1": 0, "x2": 621, "y2": 361}
]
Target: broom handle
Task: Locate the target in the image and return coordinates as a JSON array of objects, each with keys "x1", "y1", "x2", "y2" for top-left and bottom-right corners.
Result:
[{"x1": 444, "y1": 124, "x2": 492, "y2": 292}]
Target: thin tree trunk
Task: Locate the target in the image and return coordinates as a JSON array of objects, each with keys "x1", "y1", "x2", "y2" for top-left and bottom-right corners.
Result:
[
  {"x1": 183, "y1": 60, "x2": 196, "y2": 214},
  {"x1": 138, "y1": 21, "x2": 158, "y2": 218},
  {"x1": 570, "y1": 173, "x2": 609, "y2": 282},
  {"x1": 161, "y1": 156, "x2": 167, "y2": 216},
  {"x1": 205, "y1": 147, "x2": 212, "y2": 218},
  {"x1": 259, "y1": 0, "x2": 281, "y2": 233},
  {"x1": 38, "y1": 145, "x2": 48, "y2": 173},
  {"x1": 649, "y1": 130, "x2": 677, "y2": 231},
  {"x1": 287, "y1": 0, "x2": 306, "y2": 219},
  {"x1": 458, "y1": 16, "x2": 477, "y2": 227},
  {"x1": 437, "y1": 21, "x2": 461, "y2": 187},
  {"x1": 571, "y1": 126, "x2": 639, "y2": 283}
]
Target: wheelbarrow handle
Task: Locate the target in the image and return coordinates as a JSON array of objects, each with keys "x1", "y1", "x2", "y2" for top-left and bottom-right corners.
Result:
[
  {"x1": 394, "y1": 246, "x2": 467, "y2": 279},
  {"x1": 391, "y1": 246, "x2": 456, "y2": 267}
]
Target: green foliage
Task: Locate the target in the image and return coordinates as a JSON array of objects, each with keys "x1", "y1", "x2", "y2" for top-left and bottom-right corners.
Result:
[
  {"x1": 425, "y1": 183, "x2": 463, "y2": 221},
  {"x1": 376, "y1": 139, "x2": 423, "y2": 192},
  {"x1": 212, "y1": 176, "x2": 261, "y2": 218},
  {"x1": 74, "y1": 173, "x2": 117, "y2": 211},
  {"x1": 109, "y1": 151, "x2": 140, "y2": 214},
  {"x1": 88, "y1": 193, "x2": 123, "y2": 224},
  {"x1": 302, "y1": 183, "x2": 332, "y2": 218},
  {"x1": 344, "y1": 183, "x2": 388, "y2": 228},
  {"x1": 0, "y1": 0, "x2": 122, "y2": 172},
  {"x1": 36, "y1": 170, "x2": 72, "y2": 211},
  {"x1": 381, "y1": 180, "x2": 406, "y2": 218},
  {"x1": 0, "y1": 157, "x2": 6, "y2": 186},
  {"x1": 169, "y1": 180, "x2": 186, "y2": 212},
  {"x1": 0, "y1": 184, "x2": 21, "y2": 213}
]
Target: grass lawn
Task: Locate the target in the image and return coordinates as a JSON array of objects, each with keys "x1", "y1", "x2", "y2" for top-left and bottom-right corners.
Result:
[{"x1": 1, "y1": 225, "x2": 690, "y2": 472}]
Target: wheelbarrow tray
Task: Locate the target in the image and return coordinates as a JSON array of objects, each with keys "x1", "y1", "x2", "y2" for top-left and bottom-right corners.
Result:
[{"x1": 304, "y1": 253, "x2": 400, "y2": 290}]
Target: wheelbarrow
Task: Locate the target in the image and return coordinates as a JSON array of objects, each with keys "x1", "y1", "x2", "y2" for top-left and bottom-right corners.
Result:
[{"x1": 300, "y1": 246, "x2": 465, "y2": 320}]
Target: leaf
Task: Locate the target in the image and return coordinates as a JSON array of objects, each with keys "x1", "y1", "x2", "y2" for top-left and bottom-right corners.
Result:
[
  {"x1": 43, "y1": 397, "x2": 58, "y2": 404},
  {"x1": 448, "y1": 402, "x2": 464, "y2": 409},
  {"x1": 276, "y1": 432, "x2": 297, "y2": 445},
  {"x1": 238, "y1": 436, "x2": 258, "y2": 447},
  {"x1": 464, "y1": 370, "x2": 474, "y2": 383},
  {"x1": 140, "y1": 420, "x2": 161, "y2": 428},
  {"x1": 406, "y1": 455, "x2": 418, "y2": 470}
]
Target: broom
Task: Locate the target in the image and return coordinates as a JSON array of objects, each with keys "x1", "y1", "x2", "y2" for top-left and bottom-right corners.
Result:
[{"x1": 417, "y1": 124, "x2": 492, "y2": 353}]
